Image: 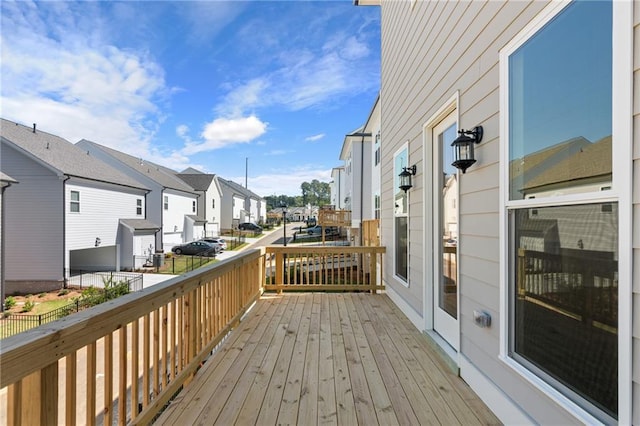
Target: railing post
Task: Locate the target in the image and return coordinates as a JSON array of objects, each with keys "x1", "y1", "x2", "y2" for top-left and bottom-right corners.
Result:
[
  {"x1": 369, "y1": 251, "x2": 377, "y2": 294},
  {"x1": 275, "y1": 251, "x2": 284, "y2": 293}
]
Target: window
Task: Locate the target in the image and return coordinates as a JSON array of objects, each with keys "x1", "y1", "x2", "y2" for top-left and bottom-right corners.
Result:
[
  {"x1": 136, "y1": 199, "x2": 142, "y2": 216},
  {"x1": 374, "y1": 194, "x2": 381, "y2": 220},
  {"x1": 164, "y1": 195, "x2": 169, "y2": 210},
  {"x1": 374, "y1": 132, "x2": 381, "y2": 166},
  {"x1": 192, "y1": 200, "x2": 196, "y2": 213},
  {"x1": 70, "y1": 190, "x2": 80, "y2": 213},
  {"x1": 394, "y1": 145, "x2": 409, "y2": 282},
  {"x1": 503, "y1": 1, "x2": 618, "y2": 422},
  {"x1": 212, "y1": 199, "x2": 215, "y2": 209}
]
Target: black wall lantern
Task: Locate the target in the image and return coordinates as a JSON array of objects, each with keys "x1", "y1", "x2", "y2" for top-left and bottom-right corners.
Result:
[
  {"x1": 399, "y1": 165, "x2": 417, "y2": 192},
  {"x1": 451, "y1": 126, "x2": 483, "y2": 173}
]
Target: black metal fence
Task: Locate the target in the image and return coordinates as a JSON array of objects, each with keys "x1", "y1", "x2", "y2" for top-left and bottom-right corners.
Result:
[
  {"x1": 1, "y1": 298, "x2": 96, "y2": 338},
  {"x1": 65, "y1": 270, "x2": 143, "y2": 291},
  {"x1": 1, "y1": 271, "x2": 144, "y2": 339}
]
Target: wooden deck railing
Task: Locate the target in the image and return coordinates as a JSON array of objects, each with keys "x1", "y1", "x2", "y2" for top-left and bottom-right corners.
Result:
[
  {"x1": 0, "y1": 245, "x2": 385, "y2": 425},
  {"x1": 0, "y1": 249, "x2": 264, "y2": 426},
  {"x1": 265, "y1": 246, "x2": 385, "y2": 293},
  {"x1": 516, "y1": 248, "x2": 617, "y2": 327}
]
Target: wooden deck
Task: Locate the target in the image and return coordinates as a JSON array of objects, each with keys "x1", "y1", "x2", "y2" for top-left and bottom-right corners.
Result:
[{"x1": 155, "y1": 293, "x2": 500, "y2": 425}]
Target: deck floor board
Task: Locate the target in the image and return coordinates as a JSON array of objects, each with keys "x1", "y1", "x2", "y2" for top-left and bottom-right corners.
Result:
[{"x1": 155, "y1": 293, "x2": 501, "y2": 426}]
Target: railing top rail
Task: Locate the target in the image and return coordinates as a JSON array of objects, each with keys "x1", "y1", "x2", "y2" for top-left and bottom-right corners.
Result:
[
  {"x1": 266, "y1": 245, "x2": 386, "y2": 254},
  {"x1": 0, "y1": 248, "x2": 264, "y2": 388}
]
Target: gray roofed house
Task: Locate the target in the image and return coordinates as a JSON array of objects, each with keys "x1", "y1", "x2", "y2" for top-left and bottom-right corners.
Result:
[
  {"x1": 0, "y1": 118, "x2": 155, "y2": 293},
  {"x1": 77, "y1": 139, "x2": 197, "y2": 195},
  {"x1": 1, "y1": 120, "x2": 149, "y2": 191},
  {"x1": 76, "y1": 139, "x2": 203, "y2": 252},
  {"x1": 217, "y1": 177, "x2": 266, "y2": 229},
  {"x1": 176, "y1": 170, "x2": 223, "y2": 236}
]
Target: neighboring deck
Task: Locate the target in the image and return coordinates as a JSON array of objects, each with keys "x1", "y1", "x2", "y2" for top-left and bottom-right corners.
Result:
[{"x1": 155, "y1": 292, "x2": 500, "y2": 425}]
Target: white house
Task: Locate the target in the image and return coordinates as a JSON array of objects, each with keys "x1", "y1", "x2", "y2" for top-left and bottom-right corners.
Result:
[
  {"x1": 330, "y1": 166, "x2": 347, "y2": 210},
  {"x1": 217, "y1": 178, "x2": 266, "y2": 230},
  {"x1": 1, "y1": 119, "x2": 153, "y2": 293},
  {"x1": 358, "y1": 0, "x2": 636, "y2": 424},
  {"x1": 77, "y1": 140, "x2": 202, "y2": 253},
  {"x1": 339, "y1": 125, "x2": 374, "y2": 244},
  {"x1": 177, "y1": 168, "x2": 223, "y2": 237}
]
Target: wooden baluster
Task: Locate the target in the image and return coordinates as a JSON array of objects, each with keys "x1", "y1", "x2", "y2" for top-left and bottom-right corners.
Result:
[
  {"x1": 131, "y1": 318, "x2": 140, "y2": 418},
  {"x1": 119, "y1": 326, "x2": 127, "y2": 425},
  {"x1": 143, "y1": 314, "x2": 150, "y2": 408},
  {"x1": 65, "y1": 353, "x2": 77, "y2": 426},
  {"x1": 104, "y1": 333, "x2": 113, "y2": 425},
  {"x1": 86, "y1": 342, "x2": 97, "y2": 426}
]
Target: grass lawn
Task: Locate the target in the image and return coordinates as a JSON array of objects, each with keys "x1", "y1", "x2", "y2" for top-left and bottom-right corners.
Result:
[
  {"x1": 29, "y1": 298, "x2": 76, "y2": 314},
  {"x1": 156, "y1": 255, "x2": 217, "y2": 274}
]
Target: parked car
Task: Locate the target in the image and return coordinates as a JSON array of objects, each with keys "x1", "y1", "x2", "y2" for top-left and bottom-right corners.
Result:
[
  {"x1": 306, "y1": 225, "x2": 338, "y2": 236},
  {"x1": 171, "y1": 241, "x2": 219, "y2": 256},
  {"x1": 200, "y1": 237, "x2": 227, "y2": 251},
  {"x1": 238, "y1": 223, "x2": 262, "y2": 232}
]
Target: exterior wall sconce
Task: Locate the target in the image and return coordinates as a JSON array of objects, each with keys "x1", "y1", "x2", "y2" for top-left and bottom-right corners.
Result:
[
  {"x1": 451, "y1": 126, "x2": 483, "y2": 173},
  {"x1": 399, "y1": 165, "x2": 417, "y2": 192},
  {"x1": 95, "y1": 237, "x2": 101, "y2": 247}
]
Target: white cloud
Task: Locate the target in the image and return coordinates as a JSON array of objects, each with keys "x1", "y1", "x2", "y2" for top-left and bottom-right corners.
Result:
[
  {"x1": 181, "y1": 115, "x2": 268, "y2": 155},
  {"x1": 305, "y1": 133, "x2": 325, "y2": 142},
  {"x1": 0, "y1": 2, "x2": 168, "y2": 157},
  {"x1": 215, "y1": 32, "x2": 378, "y2": 116},
  {"x1": 265, "y1": 149, "x2": 289, "y2": 156},
  {"x1": 230, "y1": 167, "x2": 332, "y2": 197}
]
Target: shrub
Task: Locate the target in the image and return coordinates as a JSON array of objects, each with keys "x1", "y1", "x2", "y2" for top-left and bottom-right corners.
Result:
[
  {"x1": 4, "y1": 296, "x2": 16, "y2": 310},
  {"x1": 38, "y1": 292, "x2": 47, "y2": 298},
  {"x1": 81, "y1": 286, "x2": 105, "y2": 307},
  {"x1": 22, "y1": 300, "x2": 35, "y2": 312},
  {"x1": 58, "y1": 289, "x2": 70, "y2": 296}
]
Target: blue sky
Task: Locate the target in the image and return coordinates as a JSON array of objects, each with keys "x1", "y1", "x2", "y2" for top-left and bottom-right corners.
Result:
[{"x1": 1, "y1": 1, "x2": 380, "y2": 196}]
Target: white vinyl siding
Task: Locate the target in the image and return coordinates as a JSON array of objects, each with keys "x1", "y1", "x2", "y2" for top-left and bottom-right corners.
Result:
[
  {"x1": 65, "y1": 180, "x2": 147, "y2": 268},
  {"x1": 232, "y1": 195, "x2": 244, "y2": 221},
  {"x1": 161, "y1": 190, "x2": 199, "y2": 250}
]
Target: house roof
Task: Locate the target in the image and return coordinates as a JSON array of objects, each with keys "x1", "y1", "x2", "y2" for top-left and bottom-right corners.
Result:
[
  {"x1": 0, "y1": 172, "x2": 18, "y2": 184},
  {"x1": 509, "y1": 136, "x2": 591, "y2": 187},
  {"x1": 218, "y1": 177, "x2": 264, "y2": 200},
  {"x1": 177, "y1": 173, "x2": 216, "y2": 191},
  {"x1": 77, "y1": 139, "x2": 197, "y2": 195},
  {"x1": 340, "y1": 125, "x2": 372, "y2": 160},
  {"x1": 1, "y1": 119, "x2": 149, "y2": 191},
  {"x1": 181, "y1": 167, "x2": 204, "y2": 174},
  {"x1": 185, "y1": 214, "x2": 207, "y2": 224},
  {"x1": 119, "y1": 219, "x2": 161, "y2": 231},
  {"x1": 522, "y1": 136, "x2": 612, "y2": 192}
]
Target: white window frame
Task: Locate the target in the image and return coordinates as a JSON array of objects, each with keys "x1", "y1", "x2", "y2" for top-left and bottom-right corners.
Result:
[
  {"x1": 498, "y1": 1, "x2": 633, "y2": 423},
  {"x1": 163, "y1": 195, "x2": 169, "y2": 210},
  {"x1": 192, "y1": 200, "x2": 196, "y2": 213},
  {"x1": 393, "y1": 142, "x2": 410, "y2": 287},
  {"x1": 136, "y1": 199, "x2": 143, "y2": 216},
  {"x1": 70, "y1": 190, "x2": 80, "y2": 213}
]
